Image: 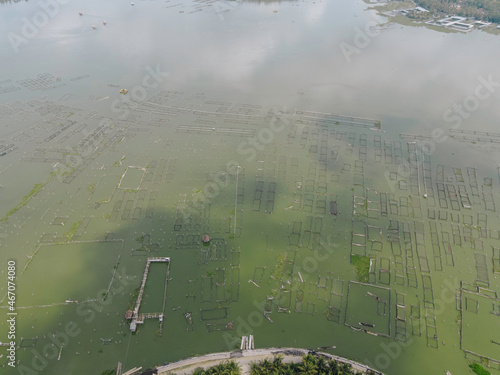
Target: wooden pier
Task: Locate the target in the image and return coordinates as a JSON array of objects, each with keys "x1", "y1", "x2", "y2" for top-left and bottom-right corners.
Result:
[
  {"x1": 240, "y1": 336, "x2": 247, "y2": 350},
  {"x1": 136, "y1": 312, "x2": 164, "y2": 324},
  {"x1": 57, "y1": 345, "x2": 64, "y2": 360},
  {"x1": 129, "y1": 257, "x2": 170, "y2": 332},
  {"x1": 121, "y1": 367, "x2": 142, "y2": 375},
  {"x1": 239, "y1": 335, "x2": 255, "y2": 350}
]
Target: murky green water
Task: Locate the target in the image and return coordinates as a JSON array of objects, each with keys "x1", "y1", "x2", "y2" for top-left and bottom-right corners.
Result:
[{"x1": 1, "y1": 0, "x2": 500, "y2": 374}]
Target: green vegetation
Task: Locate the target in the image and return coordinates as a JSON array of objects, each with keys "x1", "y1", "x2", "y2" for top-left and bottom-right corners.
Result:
[
  {"x1": 413, "y1": 0, "x2": 500, "y2": 22},
  {"x1": 192, "y1": 360, "x2": 240, "y2": 375},
  {"x1": 62, "y1": 167, "x2": 76, "y2": 178},
  {"x1": 371, "y1": 0, "x2": 500, "y2": 30},
  {"x1": 134, "y1": 235, "x2": 151, "y2": 252},
  {"x1": 1, "y1": 172, "x2": 57, "y2": 222},
  {"x1": 351, "y1": 255, "x2": 370, "y2": 283},
  {"x1": 113, "y1": 155, "x2": 126, "y2": 167},
  {"x1": 272, "y1": 252, "x2": 287, "y2": 280},
  {"x1": 485, "y1": 24, "x2": 500, "y2": 33},
  {"x1": 469, "y1": 363, "x2": 491, "y2": 375},
  {"x1": 128, "y1": 287, "x2": 141, "y2": 310},
  {"x1": 63, "y1": 220, "x2": 82, "y2": 242},
  {"x1": 245, "y1": 354, "x2": 376, "y2": 375}
]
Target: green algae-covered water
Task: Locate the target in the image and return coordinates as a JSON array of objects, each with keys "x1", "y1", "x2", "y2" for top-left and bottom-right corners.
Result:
[{"x1": 1, "y1": 1, "x2": 500, "y2": 374}]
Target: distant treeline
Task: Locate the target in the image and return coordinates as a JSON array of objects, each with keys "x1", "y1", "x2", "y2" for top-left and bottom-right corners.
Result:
[
  {"x1": 412, "y1": 0, "x2": 500, "y2": 23},
  {"x1": 0, "y1": 0, "x2": 28, "y2": 4}
]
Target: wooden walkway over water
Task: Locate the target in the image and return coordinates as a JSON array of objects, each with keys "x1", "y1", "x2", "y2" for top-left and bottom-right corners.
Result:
[{"x1": 129, "y1": 257, "x2": 170, "y2": 332}]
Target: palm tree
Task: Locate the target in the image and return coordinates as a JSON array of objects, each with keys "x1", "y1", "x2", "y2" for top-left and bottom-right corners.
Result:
[
  {"x1": 264, "y1": 358, "x2": 276, "y2": 374},
  {"x1": 327, "y1": 359, "x2": 340, "y2": 375},
  {"x1": 338, "y1": 362, "x2": 353, "y2": 375},
  {"x1": 249, "y1": 362, "x2": 261, "y2": 375},
  {"x1": 298, "y1": 354, "x2": 318, "y2": 375},
  {"x1": 289, "y1": 361, "x2": 301, "y2": 373},
  {"x1": 317, "y1": 357, "x2": 328, "y2": 374},
  {"x1": 216, "y1": 361, "x2": 231, "y2": 375},
  {"x1": 226, "y1": 360, "x2": 240, "y2": 375},
  {"x1": 206, "y1": 362, "x2": 225, "y2": 375},
  {"x1": 272, "y1": 355, "x2": 284, "y2": 372}
]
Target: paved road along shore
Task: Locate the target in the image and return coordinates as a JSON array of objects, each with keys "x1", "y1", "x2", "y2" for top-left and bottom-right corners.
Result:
[{"x1": 156, "y1": 347, "x2": 383, "y2": 374}]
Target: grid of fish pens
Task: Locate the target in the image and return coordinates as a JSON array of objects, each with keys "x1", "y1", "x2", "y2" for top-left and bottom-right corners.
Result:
[
  {"x1": 458, "y1": 282, "x2": 500, "y2": 367},
  {"x1": 326, "y1": 279, "x2": 344, "y2": 323},
  {"x1": 278, "y1": 249, "x2": 296, "y2": 313},
  {"x1": 395, "y1": 292, "x2": 407, "y2": 342},
  {"x1": 230, "y1": 250, "x2": 240, "y2": 302},
  {"x1": 344, "y1": 281, "x2": 391, "y2": 338}
]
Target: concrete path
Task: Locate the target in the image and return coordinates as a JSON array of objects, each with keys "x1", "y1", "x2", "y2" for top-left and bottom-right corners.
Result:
[{"x1": 155, "y1": 347, "x2": 382, "y2": 375}]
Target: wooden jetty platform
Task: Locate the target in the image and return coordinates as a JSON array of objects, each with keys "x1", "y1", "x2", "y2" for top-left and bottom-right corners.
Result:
[
  {"x1": 240, "y1": 336, "x2": 247, "y2": 350},
  {"x1": 57, "y1": 345, "x2": 64, "y2": 360},
  {"x1": 121, "y1": 367, "x2": 142, "y2": 375},
  {"x1": 240, "y1": 335, "x2": 255, "y2": 350},
  {"x1": 136, "y1": 312, "x2": 164, "y2": 324}
]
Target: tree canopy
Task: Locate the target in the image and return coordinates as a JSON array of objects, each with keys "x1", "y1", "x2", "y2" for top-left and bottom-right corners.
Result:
[{"x1": 191, "y1": 354, "x2": 377, "y2": 375}]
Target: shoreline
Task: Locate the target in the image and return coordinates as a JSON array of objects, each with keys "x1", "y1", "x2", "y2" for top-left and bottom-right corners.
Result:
[
  {"x1": 154, "y1": 347, "x2": 383, "y2": 375},
  {"x1": 365, "y1": 0, "x2": 500, "y2": 35}
]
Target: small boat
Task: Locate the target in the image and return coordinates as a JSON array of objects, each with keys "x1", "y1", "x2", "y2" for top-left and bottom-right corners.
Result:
[
  {"x1": 0, "y1": 152, "x2": 6, "y2": 157},
  {"x1": 360, "y1": 322, "x2": 375, "y2": 328},
  {"x1": 119, "y1": 89, "x2": 128, "y2": 94}
]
